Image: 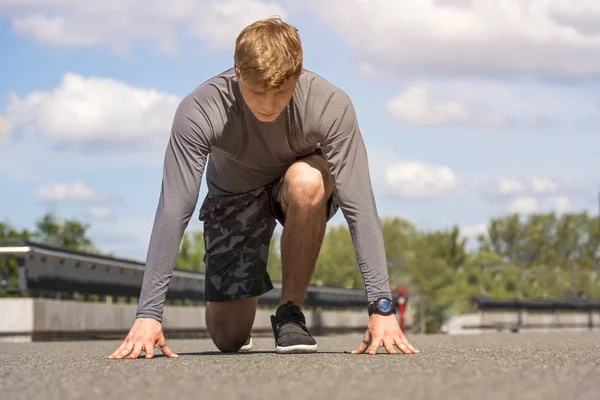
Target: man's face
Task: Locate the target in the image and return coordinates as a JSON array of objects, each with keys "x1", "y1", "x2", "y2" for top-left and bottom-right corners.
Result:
[{"x1": 238, "y1": 76, "x2": 298, "y2": 122}]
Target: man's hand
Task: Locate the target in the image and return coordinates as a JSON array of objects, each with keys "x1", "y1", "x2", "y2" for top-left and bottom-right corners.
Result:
[
  {"x1": 107, "y1": 317, "x2": 179, "y2": 360},
  {"x1": 352, "y1": 314, "x2": 420, "y2": 355}
]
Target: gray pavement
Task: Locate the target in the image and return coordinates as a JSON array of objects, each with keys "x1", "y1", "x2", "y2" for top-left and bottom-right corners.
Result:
[{"x1": 1, "y1": 331, "x2": 599, "y2": 400}]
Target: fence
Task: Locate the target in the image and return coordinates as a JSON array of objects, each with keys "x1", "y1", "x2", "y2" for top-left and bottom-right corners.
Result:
[
  {"x1": 474, "y1": 296, "x2": 600, "y2": 313},
  {"x1": 441, "y1": 296, "x2": 600, "y2": 334},
  {"x1": 0, "y1": 241, "x2": 381, "y2": 309},
  {"x1": 0, "y1": 241, "x2": 403, "y2": 342}
]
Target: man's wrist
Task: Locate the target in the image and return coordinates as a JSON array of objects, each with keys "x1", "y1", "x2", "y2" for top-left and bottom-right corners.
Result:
[{"x1": 367, "y1": 297, "x2": 396, "y2": 316}]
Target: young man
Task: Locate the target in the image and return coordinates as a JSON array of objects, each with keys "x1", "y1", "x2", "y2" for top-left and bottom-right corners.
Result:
[{"x1": 108, "y1": 17, "x2": 419, "y2": 359}]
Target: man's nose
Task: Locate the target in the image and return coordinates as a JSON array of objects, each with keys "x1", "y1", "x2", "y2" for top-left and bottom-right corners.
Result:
[{"x1": 261, "y1": 95, "x2": 276, "y2": 113}]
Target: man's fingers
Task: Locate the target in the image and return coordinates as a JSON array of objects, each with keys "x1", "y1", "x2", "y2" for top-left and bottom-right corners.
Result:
[
  {"x1": 108, "y1": 338, "x2": 179, "y2": 360},
  {"x1": 396, "y1": 334, "x2": 421, "y2": 354},
  {"x1": 351, "y1": 339, "x2": 369, "y2": 354},
  {"x1": 114, "y1": 340, "x2": 135, "y2": 359},
  {"x1": 128, "y1": 342, "x2": 144, "y2": 359},
  {"x1": 159, "y1": 344, "x2": 179, "y2": 358},
  {"x1": 406, "y1": 340, "x2": 421, "y2": 354},
  {"x1": 367, "y1": 337, "x2": 382, "y2": 355},
  {"x1": 144, "y1": 341, "x2": 155, "y2": 359},
  {"x1": 351, "y1": 330, "x2": 371, "y2": 354},
  {"x1": 394, "y1": 337, "x2": 415, "y2": 354},
  {"x1": 383, "y1": 338, "x2": 397, "y2": 355},
  {"x1": 156, "y1": 335, "x2": 179, "y2": 358},
  {"x1": 108, "y1": 339, "x2": 130, "y2": 359}
]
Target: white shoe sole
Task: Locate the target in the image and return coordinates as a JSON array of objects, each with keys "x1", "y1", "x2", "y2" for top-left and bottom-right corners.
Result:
[
  {"x1": 275, "y1": 344, "x2": 318, "y2": 354},
  {"x1": 239, "y1": 337, "x2": 253, "y2": 352}
]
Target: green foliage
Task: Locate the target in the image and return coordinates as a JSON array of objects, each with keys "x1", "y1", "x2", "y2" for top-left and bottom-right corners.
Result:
[
  {"x1": 32, "y1": 213, "x2": 96, "y2": 252},
  {"x1": 312, "y1": 225, "x2": 363, "y2": 288},
  {"x1": 176, "y1": 230, "x2": 206, "y2": 272},
  {"x1": 0, "y1": 212, "x2": 99, "y2": 295},
  {"x1": 266, "y1": 232, "x2": 282, "y2": 282}
]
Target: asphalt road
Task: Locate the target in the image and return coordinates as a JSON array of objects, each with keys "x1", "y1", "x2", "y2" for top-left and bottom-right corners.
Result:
[{"x1": 1, "y1": 331, "x2": 599, "y2": 400}]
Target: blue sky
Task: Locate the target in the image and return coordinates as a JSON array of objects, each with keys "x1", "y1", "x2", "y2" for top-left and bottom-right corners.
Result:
[{"x1": 1, "y1": 0, "x2": 599, "y2": 260}]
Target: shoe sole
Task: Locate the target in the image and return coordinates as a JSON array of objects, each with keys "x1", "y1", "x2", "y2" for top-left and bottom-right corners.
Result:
[
  {"x1": 275, "y1": 344, "x2": 318, "y2": 354},
  {"x1": 239, "y1": 337, "x2": 252, "y2": 352}
]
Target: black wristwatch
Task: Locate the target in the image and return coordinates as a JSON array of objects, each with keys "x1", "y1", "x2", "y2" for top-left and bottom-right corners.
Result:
[{"x1": 368, "y1": 297, "x2": 396, "y2": 316}]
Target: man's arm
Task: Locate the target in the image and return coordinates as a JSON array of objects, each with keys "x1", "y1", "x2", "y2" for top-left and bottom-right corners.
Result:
[
  {"x1": 317, "y1": 91, "x2": 391, "y2": 302},
  {"x1": 135, "y1": 98, "x2": 214, "y2": 322},
  {"x1": 317, "y1": 90, "x2": 419, "y2": 355},
  {"x1": 108, "y1": 95, "x2": 217, "y2": 360}
]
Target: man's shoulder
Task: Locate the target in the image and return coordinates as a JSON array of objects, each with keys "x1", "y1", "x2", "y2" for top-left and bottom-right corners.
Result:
[
  {"x1": 180, "y1": 68, "x2": 238, "y2": 107},
  {"x1": 174, "y1": 68, "x2": 239, "y2": 129},
  {"x1": 296, "y1": 69, "x2": 352, "y2": 110},
  {"x1": 295, "y1": 69, "x2": 354, "y2": 130},
  {"x1": 298, "y1": 69, "x2": 348, "y2": 95}
]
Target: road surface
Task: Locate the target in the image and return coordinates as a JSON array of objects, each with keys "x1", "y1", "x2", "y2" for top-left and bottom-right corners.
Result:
[{"x1": 1, "y1": 331, "x2": 599, "y2": 400}]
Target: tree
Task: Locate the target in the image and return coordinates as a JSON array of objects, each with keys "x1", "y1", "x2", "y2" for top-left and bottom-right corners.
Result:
[
  {"x1": 0, "y1": 222, "x2": 31, "y2": 296},
  {"x1": 479, "y1": 212, "x2": 600, "y2": 299},
  {"x1": 32, "y1": 212, "x2": 95, "y2": 251},
  {"x1": 176, "y1": 230, "x2": 206, "y2": 272},
  {"x1": 266, "y1": 232, "x2": 282, "y2": 282},
  {"x1": 422, "y1": 225, "x2": 467, "y2": 270},
  {"x1": 312, "y1": 225, "x2": 363, "y2": 288}
]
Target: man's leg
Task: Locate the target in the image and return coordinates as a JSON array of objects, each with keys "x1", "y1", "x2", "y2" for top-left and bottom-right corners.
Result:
[
  {"x1": 279, "y1": 153, "x2": 334, "y2": 305},
  {"x1": 199, "y1": 184, "x2": 278, "y2": 353},
  {"x1": 205, "y1": 298, "x2": 257, "y2": 352},
  {"x1": 268, "y1": 153, "x2": 335, "y2": 353}
]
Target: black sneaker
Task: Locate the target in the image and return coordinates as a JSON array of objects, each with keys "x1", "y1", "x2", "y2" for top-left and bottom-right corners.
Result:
[{"x1": 270, "y1": 301, "x2": 317, "y2": 354}]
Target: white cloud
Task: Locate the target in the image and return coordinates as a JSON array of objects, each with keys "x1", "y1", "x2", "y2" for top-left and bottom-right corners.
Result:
[
  {"x1": 547, "y1": 196, "x2": 571, "y2": 213},
  {"x1": 385, "y1": 161, "x2": 457, "y2": 199},
  {"x1": 476, "y1": 177, "x2": 578, "y2": 215},
  {"x1": 508, "y1": 196, "x2": 539, "y2": 214},
  {"x1": 548, "y1": 1, "x2": 600, "y2": 36},
  {"x1": 0, "y1": 115, "x2": 8, "y2": 144},
  {"x1": 37, "y1": 182, "x2": 107, "y2": 203},
  {"x1": 483, "y1": 177, "x2": 560, "y2": 199},
  {"x1": 531, "y1": 178, "x2": 558, "y2": 194},
  {"x1": 304, "y1": 0, "x2": 600, "y2": 80},
  {"x1": 12, "y1": 14, "x2": 101, "y2": 48},
  {"x1": 497, "y1": 179, "x2": 527, "y2": 196},
  {"x1": 507, "y1": 195, "x2": 571, "y2": 214},
  {"x1": 386, "y1": 80, "x2": 598, "y2": 128},
  {"x1": 1, "y1": 0, "x2": 286, "y2": 53},
  {"x1": 460, "y1": 223, "x2": 488, "y2": 238},
  {"x1": 5, "y1": 73, "x2": 180, "y2": 151},
  {"x1": 386, "y1": 86, "x2": 470, "y2": 126},
  {"x1": 85, "y1": 206, "x2": 112, "y2": 220}
]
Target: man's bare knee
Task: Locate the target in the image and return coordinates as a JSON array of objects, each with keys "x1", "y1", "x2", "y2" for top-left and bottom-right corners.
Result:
[
  {"x1": 205, "y1": 298, "x2": 257, "y2": 353},
  {"x1": 282, "y1": 156, "x2": 333, "y2": 211},
  {"x1": 211, "y1": 332, "x2": 249, "y2": 353}
]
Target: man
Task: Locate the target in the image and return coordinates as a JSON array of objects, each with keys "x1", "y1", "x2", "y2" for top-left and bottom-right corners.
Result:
[{"x1": 108, "y1": 17, "x2": 419, "y2": 359}]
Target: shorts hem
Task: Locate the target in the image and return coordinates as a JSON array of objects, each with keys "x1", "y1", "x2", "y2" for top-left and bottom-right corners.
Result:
[{"x1": 204, "y1": 277, "x2": 274, "y2": 302}]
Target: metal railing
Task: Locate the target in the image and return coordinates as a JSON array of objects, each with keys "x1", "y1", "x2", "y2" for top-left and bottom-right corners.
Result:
[
  {"x1": 473, "y1": 296, "x2": 600, "y2": 332},
  {"x1": 475, "y1": 296, "x2": 600, "y2": 312},
  {"x1": 0, "y1": 241, "x2": 374, "y2": 309}
]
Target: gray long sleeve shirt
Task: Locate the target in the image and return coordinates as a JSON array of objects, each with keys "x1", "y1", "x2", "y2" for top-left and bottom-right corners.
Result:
[{"x1": 136, "y1": 68, "x2": 391, "y2": 322}]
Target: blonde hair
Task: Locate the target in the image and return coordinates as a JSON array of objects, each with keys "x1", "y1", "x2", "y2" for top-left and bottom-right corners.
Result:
[{"x1": 234, "y1": 17, "x2": 303, "y2": 92}]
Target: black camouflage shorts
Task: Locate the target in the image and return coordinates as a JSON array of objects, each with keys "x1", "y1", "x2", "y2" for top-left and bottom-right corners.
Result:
[{"x1": 199, "y1": 174, "x2": 339, "y2": 302}]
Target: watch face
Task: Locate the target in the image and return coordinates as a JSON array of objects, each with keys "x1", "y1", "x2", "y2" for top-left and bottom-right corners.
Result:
[{"x1": 378, "y1": 298, "x2": 393, "y2": 313}]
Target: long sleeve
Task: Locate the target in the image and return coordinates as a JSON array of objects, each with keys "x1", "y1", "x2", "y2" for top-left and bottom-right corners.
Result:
[
  {"x1": 136, "y1": 97, "x2": 214, "y2": 322},
  {"x1": 317, "y1": 91, "x2": 392, "y2": 302}
]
